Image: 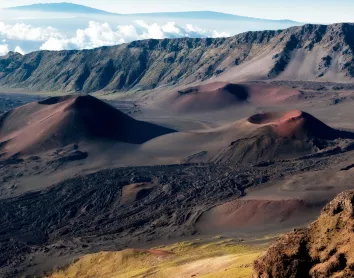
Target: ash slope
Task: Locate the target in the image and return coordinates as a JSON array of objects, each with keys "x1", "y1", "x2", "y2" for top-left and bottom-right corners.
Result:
[
  {"x1": 212, "y1": 110, "x2": 354, "y2": 164},
  {"x1": 1, "y1": 23, "x2": 354, "y2": 92},
  {"x1": 159, "y1": 82, "x2": 300, "y2": 113},
  {"x1": 253, "y1": 190, "x2": 354, "y2": 278},
  {"x1": 0, "y1": 95, "x2": 175, "y2": 156}
]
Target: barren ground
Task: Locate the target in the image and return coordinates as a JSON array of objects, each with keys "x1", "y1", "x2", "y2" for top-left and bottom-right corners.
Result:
[{"x1": 1, "y1": 81, "x2": 354, "y2": 277}]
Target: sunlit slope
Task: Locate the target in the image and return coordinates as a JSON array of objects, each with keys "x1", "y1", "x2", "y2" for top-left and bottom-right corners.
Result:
[{"x1": 48, "y1": 239, "x2": 266, "y2": 278}]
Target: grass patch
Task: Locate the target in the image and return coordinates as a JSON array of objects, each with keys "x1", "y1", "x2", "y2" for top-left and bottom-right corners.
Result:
[{"x1": 48, "y1": 238, "x2": 267, "y2": 278}]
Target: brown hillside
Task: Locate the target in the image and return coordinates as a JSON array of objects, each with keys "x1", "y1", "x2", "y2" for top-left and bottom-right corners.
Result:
[
  {"x1": 165, "y1": 82, "x2": 300, "y2": 112},
  {"x1": 247, "y1": 110, "x2": 352, "y2": 140},
  {"x1": 196, "y1": 199, "x2": 319, "y2": 234},
  {"x1": 213, "y1": 110, "x2": 354, "y2": 163},
  {"x1": 0, "y1": 95, "x2": 175, "y2": 156}
]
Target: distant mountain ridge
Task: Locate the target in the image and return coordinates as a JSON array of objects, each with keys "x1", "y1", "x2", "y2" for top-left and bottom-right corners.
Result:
[
  {"x1": 6, "y1": 2, "x2": 114, "y2": 14},
  {"x1": 5, "y1": 2, "x2": 298, "y2": 24},
  {"x1": 124, "y1": 11, "x2": 299, "y2": 23},
  {"x1": 0, "y1": 23, "x2": 353, "y2": 93}
]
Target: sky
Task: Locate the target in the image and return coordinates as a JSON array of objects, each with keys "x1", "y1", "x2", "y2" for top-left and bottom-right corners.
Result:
[{"x1": 1, "y1": 0, "x2": 354, "y2": 23}]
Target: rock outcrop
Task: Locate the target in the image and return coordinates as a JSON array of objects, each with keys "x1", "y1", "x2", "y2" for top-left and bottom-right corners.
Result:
[{"x1": 253, "y1": 190, "x2": 354, "y2": 278}]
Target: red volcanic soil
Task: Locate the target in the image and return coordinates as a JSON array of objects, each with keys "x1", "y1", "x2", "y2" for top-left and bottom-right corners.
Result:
[
  {"x1": 0, "y1": 95, "x2": 175, "y2": 156},
  {"x1": 196, "y1": 199, "x2": 320, "y2": 234},
  {"x1": 248, "y1": 110, "x2": 354, "y2": 140},
  {"x1": 247, "y1": 111, "x2": 303, "y2": 125},
  {"x1": 213, "y1": 110, "x2": 354, "y2": 163},
  {"x1": 173, "y1": 82, "x2": 248, "y2": 112},
  {"x1": 167, "y1": 82, "x2": 300, "y2": 113},
  {"x1": 246, "y1": 83, "x2": 300, "y2": 104},
  {"x1": 121, "y1": 182, "x2": 156, "y2": 205}
]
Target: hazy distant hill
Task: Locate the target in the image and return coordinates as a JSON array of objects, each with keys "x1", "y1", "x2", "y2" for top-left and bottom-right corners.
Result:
[
  {"x1": 124, "y1": 11, "x2": 299, "y2": 24},
  {"x1": 6, "y1": 2, "x2": 114, "y2": 14},
  {"x1": 6, "y1": 2, "x2": 298, "y2": 24}
]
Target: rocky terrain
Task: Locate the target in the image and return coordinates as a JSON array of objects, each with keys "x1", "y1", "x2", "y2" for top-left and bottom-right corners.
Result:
[
  {"x1": 0, "y1": 151, "x2": 352, "y2": 278},
  {"x1": 253, "y1": 190, "x2": 354, "y2": 278},
  {"x1": 1, "y1": 23, "x2": 354, "y2": 93}
]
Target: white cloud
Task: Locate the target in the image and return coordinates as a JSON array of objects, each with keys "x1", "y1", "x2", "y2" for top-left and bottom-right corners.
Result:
[
  {"x1": 212, "y1": 30, "x2": 231, "y2": 38},
  {"x1": 40, "y1": 20, "x2": 230, "y2": 51},
  {"x1": 162, "y1": 22, "x2": 182, "y2": 34},
  {"x1": 0, "y1": 20, "x2": 230, "y2": 54},
  {"x1": 0, "y1": 45, "x2": 25, "y2": 56},
  {"x1": 14, "y1": 46, "x2": 25, "y2": 55},
  {"x1": 40, "y1": 37, "x2": 71, "y2": 51},
  {"x1": 185, "y1": 24, "x2": 207, "y2": 34},
  {"x1": 0, "y1": 44, "x2": 9, "y2": 56},
  {"x1": 0, "y1": 22, "x2": 63, "y2": 41}
]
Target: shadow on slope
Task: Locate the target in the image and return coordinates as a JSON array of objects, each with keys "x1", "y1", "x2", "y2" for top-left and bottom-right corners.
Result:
[
  {"x1": 163, "y1": 82, "x2": 300, "y2": 113},
  {"x1": 0, "y1": 95, "x2": 176, "y2": 156}
]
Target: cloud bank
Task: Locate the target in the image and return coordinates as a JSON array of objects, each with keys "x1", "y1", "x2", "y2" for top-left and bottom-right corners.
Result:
[
  {"x1": 0, "y1": 22, "x2": 63, "y2": 41},
  {"x1": 0, "y1": 20, "x2": 230, "y2": 54},
  {"x1": 40, "y1": 20, "x2": 230, "y2": 51}
]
